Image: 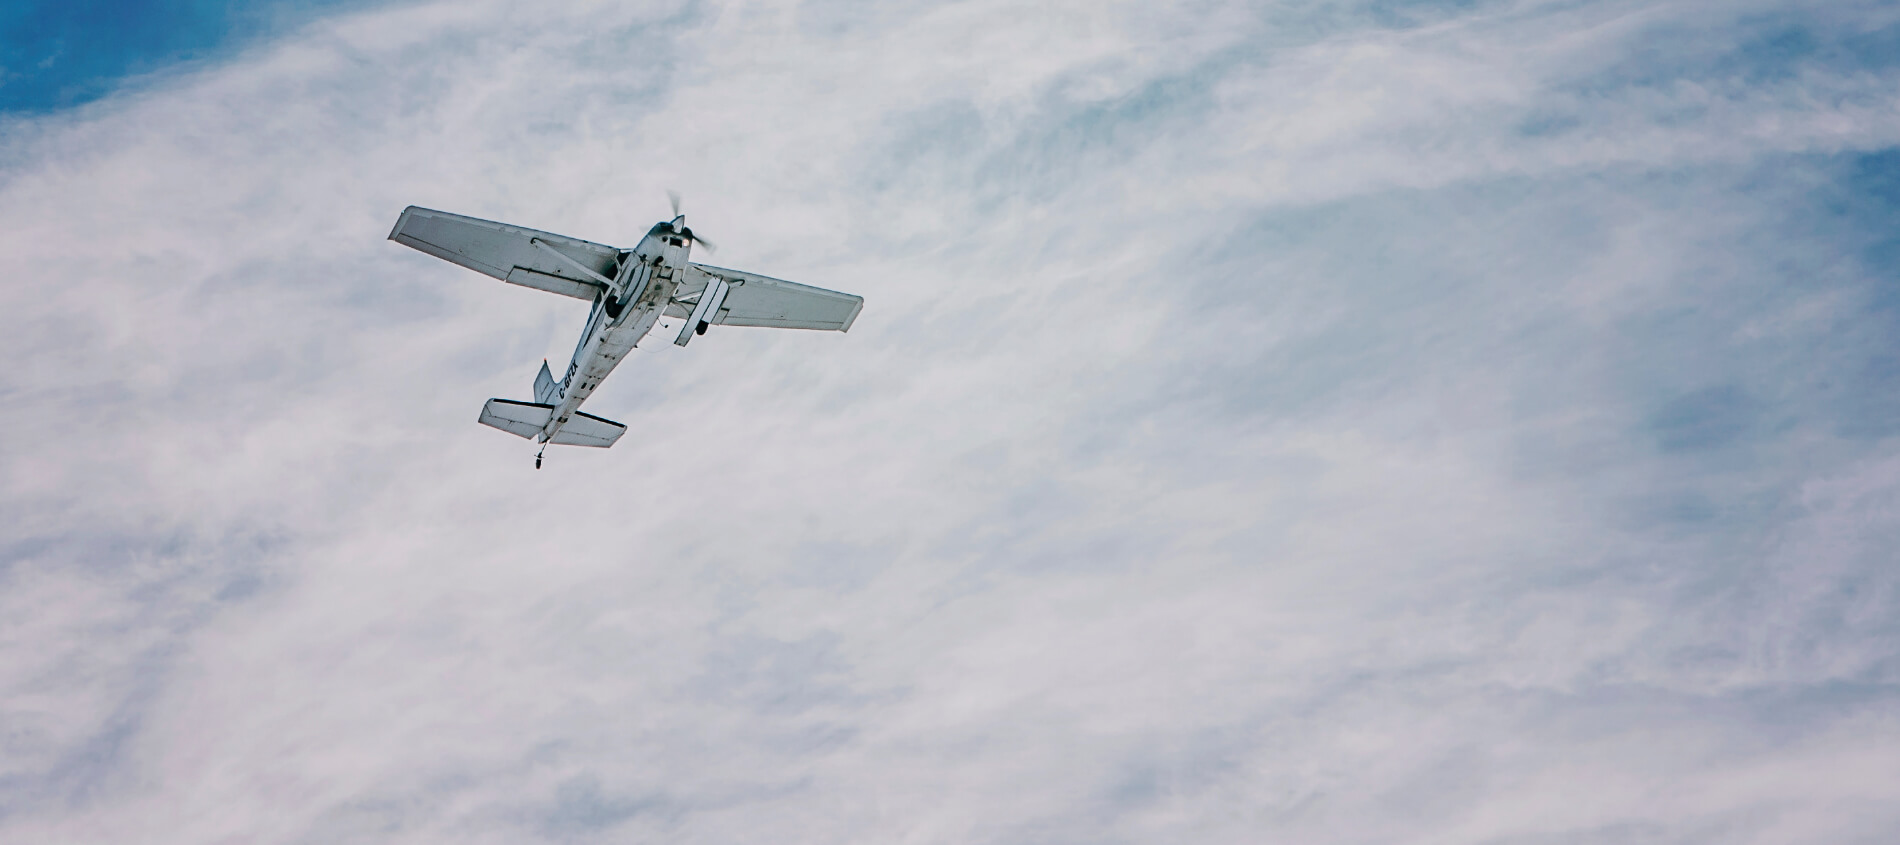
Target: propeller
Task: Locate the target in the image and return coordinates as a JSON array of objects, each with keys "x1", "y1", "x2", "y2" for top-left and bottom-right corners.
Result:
[
  {"x1": 683, "y1": 228, "x2": 717, "y2": 254},
  {"x1": 663, "y1": 189, "x2": 717, "y2": 254}
]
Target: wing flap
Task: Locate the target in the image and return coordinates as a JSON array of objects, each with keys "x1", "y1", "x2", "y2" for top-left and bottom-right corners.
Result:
[
  {"x1": 390, "y1": 206, "x2": 617, "y2": 301},
  {"x1": 688, "y1": 263, "x2": 863, "y2": 331},
  {"x1": 506, "y1": 267, "x2": 601, "y2": 301}
]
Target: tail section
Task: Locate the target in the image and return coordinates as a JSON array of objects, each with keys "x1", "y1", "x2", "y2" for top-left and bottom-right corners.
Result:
[
  {"x1": 477, "y1": 398, "x2": 626, "y2": 448},
  {"x1": 535, "y1": 360, "x2": 560, "y2": 404},
  {"x1": 547, "y1": 412, "x2": 625, "y2": 447},
  {"x1": 479, "y1": 399, "x2": 554, "y2": 440}
]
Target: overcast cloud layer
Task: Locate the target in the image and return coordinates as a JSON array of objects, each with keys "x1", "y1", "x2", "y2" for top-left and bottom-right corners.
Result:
[{"x1": 3, "y1": 0, "x2": 1899, "y2": 842}]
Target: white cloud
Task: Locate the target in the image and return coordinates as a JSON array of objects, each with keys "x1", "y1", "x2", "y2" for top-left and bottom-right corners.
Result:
[{"x1": 3, "y1": 0, "x2": 1899, "y2": 842}]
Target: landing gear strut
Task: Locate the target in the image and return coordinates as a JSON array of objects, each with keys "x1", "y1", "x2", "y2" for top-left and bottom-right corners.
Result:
[{"x1": 535, "y1": 444, "x2": 546, "y2": 470}]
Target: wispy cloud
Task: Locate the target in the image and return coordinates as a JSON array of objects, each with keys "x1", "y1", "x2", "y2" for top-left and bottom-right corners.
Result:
[{"x1": 2, "y1": 0, "x2": 1898, "y2": 841}]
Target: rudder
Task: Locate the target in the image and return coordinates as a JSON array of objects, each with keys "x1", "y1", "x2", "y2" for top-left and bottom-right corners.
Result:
[{"x1": 535, "y1": 361, "x2": 560, "y2": 404}]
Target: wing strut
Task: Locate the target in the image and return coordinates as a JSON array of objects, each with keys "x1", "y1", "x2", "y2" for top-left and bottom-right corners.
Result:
[
  {"x1": 676, "y1": 276, "x2": 730, "y2": 347},
  {"x1": 531, "y1": 238, "x2": 617, "y2": 289}
]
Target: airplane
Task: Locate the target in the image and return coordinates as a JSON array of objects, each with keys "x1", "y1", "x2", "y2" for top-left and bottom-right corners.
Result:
[{"x1": 388, "y1": 196, "x2": 863, "y2": 468}]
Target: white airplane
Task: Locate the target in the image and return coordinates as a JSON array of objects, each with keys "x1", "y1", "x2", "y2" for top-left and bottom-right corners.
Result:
[{"x1": 389, "y1": 197, "x2": 863, "y2": 468}]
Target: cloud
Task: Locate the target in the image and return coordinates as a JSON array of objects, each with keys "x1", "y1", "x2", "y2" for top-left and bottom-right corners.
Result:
[{"x1": 2, "y1": 0, "x2": 1899, "y2": 842}]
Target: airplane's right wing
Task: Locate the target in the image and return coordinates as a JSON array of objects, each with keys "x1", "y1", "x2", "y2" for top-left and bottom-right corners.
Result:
[
  {"x1": 688, "y1": 263, "x2": 864, "y2": 331},
  {"x1": 389, "y1": 206, "x2": 620, "y2": 302}
]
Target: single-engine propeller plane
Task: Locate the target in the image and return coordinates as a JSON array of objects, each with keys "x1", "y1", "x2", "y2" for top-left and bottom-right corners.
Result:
[{"x1": 389, "y1": 196, "x2": 863, "y2": 468}]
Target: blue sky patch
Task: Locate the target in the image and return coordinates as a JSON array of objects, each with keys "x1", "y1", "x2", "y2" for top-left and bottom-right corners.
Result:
[
  {"x1": 1558, "y1": 10, "x2": 1900, "y2": 99},
  {"x1": 0, "y1": 0, "x2": 371, "y2": 113}
]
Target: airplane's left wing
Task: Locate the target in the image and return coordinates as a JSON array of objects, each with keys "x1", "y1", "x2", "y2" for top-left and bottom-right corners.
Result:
[
  {"x1": 686, "y1": 263, "x2": 864, "y2": 331},
  {"x1": 389, "y1": 206, "x2": 619, "y2": 301}
]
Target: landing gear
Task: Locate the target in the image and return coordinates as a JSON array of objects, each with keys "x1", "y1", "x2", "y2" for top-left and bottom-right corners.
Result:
[{"x1": 535, "y1": 444, "x2": 546, "y2": 470}]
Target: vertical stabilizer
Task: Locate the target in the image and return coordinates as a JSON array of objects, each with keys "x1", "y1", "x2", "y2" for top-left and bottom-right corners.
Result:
[{"x1": 534, "y1": 360, "x2": 559, "y2": 404}]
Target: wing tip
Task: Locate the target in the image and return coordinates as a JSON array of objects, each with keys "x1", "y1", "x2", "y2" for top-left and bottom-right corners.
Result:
[
  {"x1": 840, "y1": 295, "x2": 865, "y2": 332},
  {"x1": 388, "y1": 205, "x2": 422, "y2": 241}
]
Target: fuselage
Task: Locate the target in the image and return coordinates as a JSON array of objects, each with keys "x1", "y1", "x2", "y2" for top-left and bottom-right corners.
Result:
[{"x1": 536, "y1": 219, "x2": 695, "y2": 444}]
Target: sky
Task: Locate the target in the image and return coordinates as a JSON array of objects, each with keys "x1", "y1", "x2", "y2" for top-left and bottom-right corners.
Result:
[
  {"x1": 1, "y1": 0, "x2": 1898, "y2": 842},
  {"x1": 0, "y1": 0, "x2": 369, "y2": 113}
]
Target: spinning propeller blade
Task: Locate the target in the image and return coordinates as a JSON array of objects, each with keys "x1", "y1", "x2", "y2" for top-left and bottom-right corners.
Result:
[{"x1": 664, "y1": 190, "x2": 716, "y2": 253}]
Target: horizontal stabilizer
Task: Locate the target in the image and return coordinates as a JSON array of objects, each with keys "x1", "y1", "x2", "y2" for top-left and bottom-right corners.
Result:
[
  {"x1": 479, "y1": 399, "x2": 553, "y2": 440},
  {"x1": 548, "y1": 411, "x2": 626, "y2": 447},
  {"x1": 477, "y1": 399, "x2": 627, "y2": 448}
]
